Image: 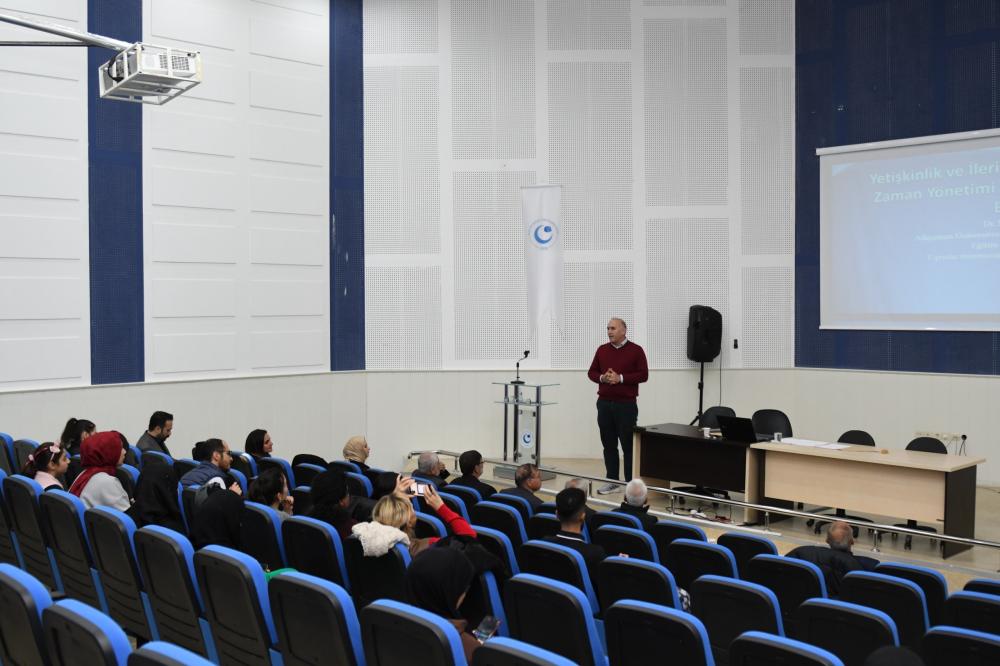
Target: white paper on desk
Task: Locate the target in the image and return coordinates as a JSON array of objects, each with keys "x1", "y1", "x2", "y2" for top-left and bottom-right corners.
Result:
[
  {"x1": 780, "y1": 437, "x2": 828, "y2": 447},
  {"x1": 817, "y1": 443, "x2": 851, "y2": 450}
]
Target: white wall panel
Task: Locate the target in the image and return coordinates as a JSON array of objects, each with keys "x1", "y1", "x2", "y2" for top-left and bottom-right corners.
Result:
[
  {"x1": 151, "y1": 167, "x2": 240, "y2": 211},
  {"x1": 149, "y1": 0, "x2": 241, "y2": 50},
  {"x1": 0, "y1": 337, "x2": 84, "y2": 384},
  {"x1": 547, "y1": 0, "x2": 631, "y2": 51},
  {"x1": 249, "y1": 123, "x2": 325, "y2": 165},
  {"x1": 150, "y1": 279, "x2": 237, "y2": 318},
  {"x1": 185, "y1": 62, "x2": 240, "y2": 105},
  {"x1": 146, "y1": 112, "x2": 239, "y2": 157},
  {"x1": 250, "y1": 330, "x2": 326, "y2": 369},
  {"x1": 0, "y1": 155, "x2": 81, "y2": 200},
  {"x1": 150, "y1": 223, "x2": 239, "y2": 264},
  {"x1": 152, "y1": 333, "x2": 239, "y2": 373},
  {"x1": 249, "y1": 229, "x2": 326, "y2": 266},
  {"x1": 250, "y1": 280, "x2": 326, "y2": 316},
  {"x1": 0, "y1": 216, "x2": 82, "y2": 259},
  {"x1": 0, "y1": 278, "x2": 82, "y2": 319},
  {"x1": 364, "y1": 0, "x2": 438, "y2": 54},
  {"x1": 249, "y1": 70, "x2": 326, "y2": 115},
  {"x1": 250, "y1": 16, "x2": 326, "y2": 65},
  {"x1": 2, "y1": 0, "x2": 82, "y2": 20},
  {"x1": 0, "y1": 91, "x2": 79, "y2": 140},
  {"x1": 249, "y1": 176, "x2": 326, "y2": 216}
]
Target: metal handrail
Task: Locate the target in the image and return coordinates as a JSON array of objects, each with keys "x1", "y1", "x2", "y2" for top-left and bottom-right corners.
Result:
[{"x1": 408, "y1": 449, "x2": 1000, "y2": 553}]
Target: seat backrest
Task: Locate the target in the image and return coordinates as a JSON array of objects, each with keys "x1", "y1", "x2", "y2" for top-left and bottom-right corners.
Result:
[
  {"x1": 124, "y1": 446, "x2": 142, "y2": 469},
  {"x1": 964, "y1": 578, "x2": 1000, "y2": 596},
  {"x1": 717, "y1": 532, "x2": 778, "y2": 577},
  {"x1": 361, "y1": 599, "x2": 466, "y2": 666},
  {"x1": 258, "y1": 457, "x2": 296, "y2": 488},
  {"x1": 230, "y1": 452, "x2": 256, "y2": 479},
  {"x1": 344, "y1": 472, "x2": 372, "y2": 498},
  {"x1": 491, "y1": 493, "x2": 533, "y2": 522},
  {"x1": 473, "y1": 525, "x2": 519, "y2": 575},
  {"x1": 795, "y1": 598, "x2": 898, "y2": 665},
  {"x1": 837, "y1": 430, "x2": 875, "y2": 446},
  {"x1": 0, "y1": 432, "x2": 15, "y2": 474},
  {"x1": 906, "y1": 436, "x2": 946, "y2": 454},
  {"x1": 0, "y1": 468, "x2": 20, "y2": 566},
  {"x1": 840, "y1": 571, "x2": 928, "y2": 649},
  {"x1": 240, "y1": 501, "x2": 287, "y2": 571},
  {"x1": 140, "y1": 451, "x2": 173, "y2": 469},
  {"x1": 39, "y1": 490, "x2": 102, "y2": 609},
  {"x1": 593, "y1": 525, "x2": 659, "y2": 562},
  {"x1": 503, "y1": 573, "x2": 605, "y2": 666},
  {"x1": 744, "y1": 554, "x2": 826, "y2": 635},
  {"x1": 445, "y1": 484, "x2": 482, "y2": 507},
  {"x1": 414, "y1": 510, "x2": 448, "y2": 538},
  {"x1": 5, "y1": 474, "x2": 58, "y2": 589},
  {"x1": 128, "y1": 641, "x2": 215, "y2": 666},
  {"x1": 0, "y1": 562, "x2": 52, "y2": 666},
  {"x1": 650, "y1": 519, "x2": 706, "y2": 556},
  {"x1": 691, "y1": 575, "x2": 784, "y2": 665},
  {"x1": 281, "y1": 515, "x2": 350, "y2": 589},
  {"x1": 751, "y1": 409, "x2": 793, "y2": 437},
  {"x1": 13, "y1": 439, "x2": 40, "y2": 471},
  {"x1": 921, "y1": 626, "x2": 1000, "y2": 666},
  {"x1": 84, "y1": 506, "x2": 156, "y2": 641},
  {"x1": 470, "y1": 501, "x2": 527, "y2": 547},
  {"x1": 194, "y1": 545, "x2": 277, "y2": 665},
  {"x1": 133, "y1": 525, "x2": 212, "y2": 658},
  {"x1": 460, "y1": 571, "x2": 508, "y2": 639},
  {"x1": 173, "y1": 459, "x2": 198, "y2": 479},
  {"x1": 700, "y1": 405, "x2": 736, "y2": 429},
  {"x1": 329, "y1": 460, "x2": 361, "y2": 474},
  {"x1": 592, "y1": 510, "x2": 643, "y2": 531},
  {"x1": 666, "y1": 538, "x2": 738, "y2": 590},
  {"x1": 179, "y1": 485, "x2": 198, "y2": 535},
  {"x1": 290, "y1": 453, "x2": 327, "y2": 468},
  {"x1": 117, "y1": 465, "x2": 140, "y2": 496},
  {"x1": 269, "y1": 572, "x2": 364, "y2": 666},
  {"x1": 343, "y1": 536, "x2": 411, "y2": 608},
  {"x1": 471, "y1": 636, "x2": 576, "y2": 666},
  {"x1": 605, "y1": 599, "x2": 713, "y2": 666},
  {"x1": 229, "y1": 469, "x2": 248, "y2": 496},
  {"x1": 517, "y1": 540, "x2": 598, "y2": 614},
  {"x1": 535, "y1": 501, "x2": 557, "y2": 515},
  {"x1": 526, "y1": 513, "x2": 561, "y2": 541},
  {"x1": 944, "y1": 591, "x2": 1000, "y2": 636},
  {"x1": 730, "y1": 631, "x2": 844, "y2": 666},
  {"x1": 597, "y1": 556, "x2": 680, "y2": 614},
  {"x1": 43, "y1": 598, "x2": 132, "y2": 666},
  {"x1": 292, "y1": 463, "x2": 325, "y2": 487},
  {"x1": 437, "y1": 492, "x2": 470, "y2": 521},
  {"x1": 875, "y1": 562, "x2": 948, "y2": 626}
]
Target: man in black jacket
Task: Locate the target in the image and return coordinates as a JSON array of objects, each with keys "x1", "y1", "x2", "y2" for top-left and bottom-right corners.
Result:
[
  {"x1": 449, "y1": 450, "x2": 497, "y2": 498},
  {"x1": 787, "y1": 521, "x2": 878, "y2": 596},
  {"x1": 543, "y1": 487, "x2": 606, "y2": 591},
  {"x1": 613, "y1": 478, "x2": 657, "y2": 531},
  {"x1": 499, "y1": 463, "x2": 544, "y2": 509},
  {"x1": 412, "y1": 451, "x2": 449, "y2": 489}
]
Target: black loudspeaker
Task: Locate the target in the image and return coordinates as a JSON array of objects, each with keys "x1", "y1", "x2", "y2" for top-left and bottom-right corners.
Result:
[{"x1": 686, "y1": 305, "x2": 722, "y2": 362}]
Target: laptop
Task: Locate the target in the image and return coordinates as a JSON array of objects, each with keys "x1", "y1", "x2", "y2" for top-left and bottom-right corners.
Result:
[{"x1": 717, "y1": 415, "x2": 770, "y2": 443}]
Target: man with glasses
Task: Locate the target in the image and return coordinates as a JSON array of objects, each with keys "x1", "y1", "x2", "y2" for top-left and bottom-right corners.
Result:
[{"x1": 180, "y1": 438, "x2": 232, "y2": 487}]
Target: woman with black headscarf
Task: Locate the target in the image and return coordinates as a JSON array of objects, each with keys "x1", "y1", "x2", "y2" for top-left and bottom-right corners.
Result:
[{"x1": 404, "y1": 548, "x2": 480, "y2": 661}]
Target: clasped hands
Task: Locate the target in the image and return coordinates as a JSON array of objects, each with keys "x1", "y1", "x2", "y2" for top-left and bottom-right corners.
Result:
[{"x1": 601, "y1": 368, "x2": 622, "y2": 385}]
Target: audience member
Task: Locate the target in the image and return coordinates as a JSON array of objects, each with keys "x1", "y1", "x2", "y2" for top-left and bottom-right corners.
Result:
[
  {"x1": 308, "y1": 470, "x2": 356, "y2": 540},
  {"x1": 190, "y1": 473, "x2": 244, "y2": 549},
  {"x1": 133, "y1": 463, "x2": 185, "y2": 533},
  {"x1": 353, "y1": 476, "x2": 475, "y2": 558},
  {"x1": 564, "y1": 478, "x2": 596, "y2": 525},
  {"x1": 787, "y1": 521, "x2": 878, "y2": 596},
  {"x1": 499, "y1": 463, "x2": 544, "y2": 509},
  {"x1": 412, "y1": 452, "x2": 449, "y2": 489},
  {"x1": 60, "y1": 417, "x2": 95, "y2": 456},
  {"x1": 372, "y1": 471, "x2": 400, "y2": 500},
  {"x1": 614, "y1": 478, "x2": 657, "y2": 531},
  {"x1": 249, "y1": 466, "x2": 293, "y2": 516},
  {"x1": 245, "y1": 429, "x2": 272, "y2": 460},
  {"x1": 179, "y1": 438, "x2": 232, "y2": 487},
  {"x1": 449, "y1": 450, "x2": 497, "y2": 499},
  {"x1": 21, "y1": 442, "x2": 69, "y2": 491},
  {"x1": 542, "y1": 487, "x2": 606, "y2": 590},
  {"x1": 342, "y1": 435, "x2": 381, "y2": 482},
  {"x1": 136, "y1": 411, "x2": 173, "y2": 456},
  {"x1": 405, "y1": 548, "x2": 480, "y2": 661},
  {"x1": 69, "y1": 431, "x2": 132, "y2": 513}
]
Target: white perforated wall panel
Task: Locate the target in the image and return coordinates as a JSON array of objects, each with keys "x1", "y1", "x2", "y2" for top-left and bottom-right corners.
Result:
[{"x1": 364, "y1": 1, "x2": 795, "y2": 371}]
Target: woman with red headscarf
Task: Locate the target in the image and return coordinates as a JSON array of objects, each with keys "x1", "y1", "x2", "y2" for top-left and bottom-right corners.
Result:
[{"x1": 68, "y1": 430, "x2": 132, "y2": 512}]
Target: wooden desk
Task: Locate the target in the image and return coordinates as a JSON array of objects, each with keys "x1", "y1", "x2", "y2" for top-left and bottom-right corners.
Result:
[{"x1": 749, "y1": 442, "x2": 985, "y2": 558}]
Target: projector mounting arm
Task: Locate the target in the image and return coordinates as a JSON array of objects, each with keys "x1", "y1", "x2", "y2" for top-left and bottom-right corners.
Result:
[{"x1": 0, "y1": 11, "x2": 131, "y2": 51}]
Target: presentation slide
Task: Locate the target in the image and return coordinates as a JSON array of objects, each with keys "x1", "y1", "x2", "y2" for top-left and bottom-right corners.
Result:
[{"x1": 820, "y1": 133, "x2": 1000, "y2": 331}]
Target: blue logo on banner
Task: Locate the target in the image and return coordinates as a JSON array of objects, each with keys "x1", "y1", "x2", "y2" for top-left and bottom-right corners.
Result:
[
  {"x1": 521, "y1": 432, "x2": 534, "y2": 447},
  {"x1": 529, "y1": 219, "x2": 558, "y2": 248}
]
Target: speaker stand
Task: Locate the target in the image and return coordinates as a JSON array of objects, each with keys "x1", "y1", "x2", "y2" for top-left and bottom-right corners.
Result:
[{"x1": 688, "y1": 361, "x2": 706, "y2": 426}]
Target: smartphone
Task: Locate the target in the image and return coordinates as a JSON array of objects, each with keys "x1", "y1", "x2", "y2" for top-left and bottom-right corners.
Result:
[
  {"x1": 412, "y1": 483, "x2": 430, "y2": 496},
  {"x1": 472, "y1": 615, "x2": 501, "y2": 643}
]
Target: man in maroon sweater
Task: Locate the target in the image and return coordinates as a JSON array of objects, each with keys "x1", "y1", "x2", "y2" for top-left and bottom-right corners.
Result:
[{"x1": 587, "y1": 318, "x2": 649, "y2": 494}]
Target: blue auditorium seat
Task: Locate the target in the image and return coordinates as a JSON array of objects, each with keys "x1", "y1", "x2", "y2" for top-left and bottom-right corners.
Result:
[
  {"x1": 173, "y1": 458, "x2": 198, "y2": 480},
  {"x1": 0, "y1": 562, "x2": 52, "y2": 666},
  {"x1": 329, "y1": 460, "x2": 361, "y2": 474},
  {"x1": 666, "y1": 538, "x2": 737, "y2": 590},
  {"x1": 795, "y1": 598, "x2": 898, "y2": 664},
  {"x1": 43, "y1": 598, "x2": 132, "y2": 666},
  {"x1": 13, "y1": 438, "x2": 40, "y2": 471},
  {"x1": 362, "y1": 598, "x2": 466, "y2": 666},
  {"x1": 491, "y1": 493, "x2": 533, "y2": 523},
  {"x1": 605, "y1": 599, "x2": 713, "y2": 666},
  {"x1": 445, "y1": 484, "x2": 482, "y2": 508},
  {"x1": 535, "y1": 501, "x2": 557, "y2": 515},
  {"x1": 517, "y1": 540, "x2": 599, "y2": 614},
  {"x1": 922, "y1": 625, "x2": 1000, "y2": 666},
  {"x1": 944, "y1": 590, "x2": 1000, "y2": 636},
  {"x1": 526, "y1": 513, "x2": 562, "y2": 541},
  {"x1": 344, "y1": 536, "x2": 411, "y2": 608},
  {"x1": 414, "y1": 510, "x2": 448, "y2": 538},
  {"x1": 292, "y1": 462, "x2": 326, "y2": 487},
  {"x1": 258, "y1": 456, "x2": 296, "y2": 488},
  {"x1": 438, "y1": 491, "x2": 471, "y2": 521},
  {"x1": 744, "y1": 553, "x2": 826, "y2": 636},
  {"x1": 690, "y1": 575, "x2": 783, "y2": 665},
  {"x1": 128, "y1": 641, "x2": 215, "y2": 666},
  {"x1": 124, "y1": 445, "x2": 142, "y2": 469},
  {"x1": 729, "y1": 631, "x2": 844, "y2": 666},
  {"x1": 134, "y1": 526, "x2": 217, "y2": 660},
  {"x1": 282, "y1": 515, "x2": 350, "y2": 589},
  {"x1": 230, "y1": 451, "x2": 257, "y2": 478},
  {"x1": 241, "y1": 501, "x2": 287, "y2": 571},
  {"x1": 138, "y1": 450, "x2": 173, "y2": 469},
  {"x1": 461, "y1": 570, "x2": 509, "y2": 638},
  {"x1": 194, "y1": 545, "x2": 281, "y2": 665},
  {"x1": 0, "y1": 468, "x2": 24, "y2": 566},
  {"x1": 229, "y1": 468, "x2": 248, "y2": 495},
  {"x1": 650, "y1": 519, "x2": 707, "y2": 555},
  {"x1": 592, "y1": 525, "x2": 659, "y2": 562},
  {"x1": 0, "y1": 432, "x2": 15, "y2": 474},
  {"x1": 84, "y1": 506, "x2": 159, "y2": 642},
  {"x1": 269, "y1": 571, "x2": 365, "y2": 666},
  {"x1": 470, "y1": 501, "x2": 528, "y2": 547},
  {"x1": 717, "y1": 532, "x2": 778, "y2": 576},
  {"x1": 471, "y1": 636, "x2": 577, "y2": 666},
  {"x1": 474, "y1": 525, "x2": 519, "y2": 574},
  {"x1": 840, "y1": 571, "x2": 928, "y2": 650},
  {"x1": 39, "y1": 490, "x2": 106, "y2": 611},
  {"x1": 503, "y1": 574, "x2": 608, "y2": 666},
  {"x1": 178, "y1": 484, "x2": 198, "y2": 535},
  {"x1": 963, "y1": 578, "x2": 1000, "y2": 596},
  {"x1": 597, "y1": 556, "x2": 680, "y2": 613},
  {"x1": 590, "y1": 510, "x2": 643, "y2": 532},
  {"x1": 5, "y1": 474, "x2": 61, "y2": 590},
  {"x1": 875, "y1": 561, "x2": 949, "y2": 626},
  {"x1": 344, "y1": 471, "x2": 373, "y2": 498}
]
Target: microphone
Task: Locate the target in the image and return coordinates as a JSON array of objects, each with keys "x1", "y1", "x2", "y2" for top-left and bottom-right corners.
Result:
[{"x1": 512, "y1": 350, "x2": 530, "y2": 385}]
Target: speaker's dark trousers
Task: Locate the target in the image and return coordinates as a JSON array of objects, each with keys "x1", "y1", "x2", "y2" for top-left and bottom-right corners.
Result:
[{"x1": 597, "y1": 399, "x2": 638, "y2": 481}]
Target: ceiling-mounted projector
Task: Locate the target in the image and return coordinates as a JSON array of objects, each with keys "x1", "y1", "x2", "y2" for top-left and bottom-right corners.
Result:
[{"x1": 100, "y1": 43, "x2": 202, "y2": 105}]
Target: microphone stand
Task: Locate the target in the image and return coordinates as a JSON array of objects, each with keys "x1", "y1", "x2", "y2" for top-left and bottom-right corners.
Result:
[{"x1": 511, "y1": 352, "x2": 528, "y2": 385}]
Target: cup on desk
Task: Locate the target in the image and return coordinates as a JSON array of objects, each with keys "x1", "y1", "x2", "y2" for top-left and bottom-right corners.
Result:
[
  {"x1": 702, "y1": 427, "x2": 711, "y2": 439},
  {"x1": 774, "y1": 432, "x2": 783, "y2": 442}
]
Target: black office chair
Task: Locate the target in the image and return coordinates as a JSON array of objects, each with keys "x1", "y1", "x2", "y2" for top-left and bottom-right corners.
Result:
[
  {"x1": 811, "y1": 429, "x2": 877, "y2": 535},
  {"x1": 751, "y1": 409, "x2": 793, "y2": 437},
  {"x1": 893, "y1": 436, "x2": 946, "y2": 550}
]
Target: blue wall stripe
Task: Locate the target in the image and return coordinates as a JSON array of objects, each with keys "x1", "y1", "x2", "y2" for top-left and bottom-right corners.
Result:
[
  {"x1": 795, "y1": 0, "x2": 1000, "y2": 376},
  {"x1": 330, "y1": 0, "x2": 365, "y2": 371},
  {"x1": 88, "y1": 0, "x2": 144, "y2": 384}
]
